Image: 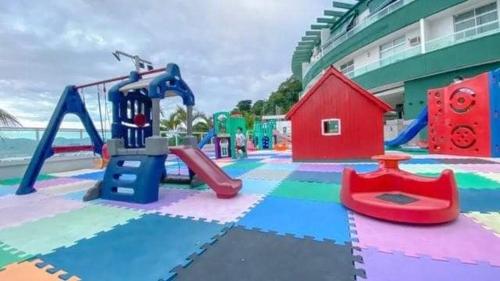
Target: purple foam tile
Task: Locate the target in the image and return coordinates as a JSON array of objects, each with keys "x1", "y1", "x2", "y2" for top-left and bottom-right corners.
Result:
[
  {"x1": 0, "y1": 193, "x2": 84, "y2": 229},
  {"x1": 297, "y1": 163, "x2": 345, "y2": 173},
  {"x1": 158, "y1": 191, "x2": 263, "y2": 224},
  {"x1": 353, "y1": 213, "x2": 500, "y2": 266},
  {"x1": 361, "y1": 247, "x2": 500, "y2": 281},
  {"x1": 33, "y1": 177, "x2": 84, "y2": 189},
  {"x1": 96, "y1": 188, "x2": 198, "y2": 212}
]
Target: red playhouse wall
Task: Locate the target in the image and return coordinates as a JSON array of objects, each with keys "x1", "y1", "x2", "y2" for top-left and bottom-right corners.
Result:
[
  {"x1": 428, "y1": 73, "x2": 492, "y2": 157},
  {"x1": 286, "y1": 67, "x2": 392, "y2": 161}
]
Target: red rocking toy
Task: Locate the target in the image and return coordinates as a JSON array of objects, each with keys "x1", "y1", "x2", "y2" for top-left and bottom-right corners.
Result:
[{"x1": 340, "y1": 154, "x2": 459, "y2": 224}]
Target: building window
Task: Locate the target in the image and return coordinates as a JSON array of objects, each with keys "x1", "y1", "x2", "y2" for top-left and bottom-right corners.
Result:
[
  {"x1": 340, "y1": 60, "x2": 354, "y2": 75},
  {"x1": 454, "y1": 2, "x2": 498, "y2": 40},
  {"x1": 322, "y1": 119, "x2": 341, "y2": 136},
  {"x1": 379, "y1": 35, "x2": 406, "y2": 61}
]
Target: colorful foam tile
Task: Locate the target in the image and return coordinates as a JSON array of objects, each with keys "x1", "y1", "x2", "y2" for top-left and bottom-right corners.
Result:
[
  {"x1": 0, "y1": 258, "x2": 80, "y2": 281},
  {"x1": 342, "y1": 164, "x2": 379, "y2": 173},
  {"x1": 0, "y1": 174, "x2": 54, "y2": 186},
  {"x1": 95, "y1": 188, "x2": 197, "y2": 212},
  {"x1": 417, "y1": 172, "x2": 500, "y2": 189},
  {"x1": 352, "y1": 213, "x2": 500, "y2": 266},
  {"x1": 453, "y1": 164, "x2": 500, "y2": 173},
  {"x1": 39, "y1": 214, "x2": 226, "y2": 281},
  {"x1": 33, "y1": 177, "x2": 85, "y2": 190},
  {"x1": 259, "y1": 163, "x2": 300, "y2": 171},
  {"x1": 0, "y1": 204, "x2": 142, "y2": 255},
  {"x1": 466, "y1": 212, "x2": 500, "y2": 236},
  {"x1": 439, "y1": 158, "x2": 498, "y2": 164},
  {"x1": 0, "y1": 243, "x2": 31, "y2": 269},
  {"x1": 0, "y1": 193, "x2": 85, "y2": 230},
  {"x1": 38, "y1": 180, "x2": 96, "y2": 197},
  {"x1": 221, "y1": 167, "x2": 251, "y2": 178},
  {"x1": 240, "y1": 169, "x2": 293, "y2": 181},
  {"x1": 71, "y1": 171, "x2": 105, "y2": 181},
  {"x1": 271, "y1": 180, "x2": 341, "y2": 203},
  {"x1": 238, "y1": 196, "x2": 351, "y2": 243},
  {"x1": 158, "y1": 191, "x2": 262, "y2": 224},
  {"x1": 50, "y1": 168, "x2": 102, "y2": 178},
  {"x1": 297, "y1": 163, "x2": 345, "y2": 173},
  {"x1": 459, "y1": 189, "x2": 500, "y2": 213},
  {"x1": 173, "y1": 227, "x2": 362, "y2": 281},
  {"x1": 285, "y1": 170, "x2": 343, "y2": 184},
  {"x1": 0, "y1": 185, "x2": 17, "y2": 197},
  {"x1": 360, "y1": 247, "x2": 500, "y2": 281},
  {"x1": 239, "y1": 179, "x2": 281, "y2": 195}
]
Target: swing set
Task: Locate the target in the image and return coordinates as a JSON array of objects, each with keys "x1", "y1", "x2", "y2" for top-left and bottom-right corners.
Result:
[{"x1": 17, "y1": 67, "x2": 166, "y2": 195}]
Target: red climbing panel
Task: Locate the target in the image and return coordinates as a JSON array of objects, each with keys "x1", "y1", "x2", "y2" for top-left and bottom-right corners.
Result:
[
  {"x1": 340, "y1": 154, "x2": 459, "y2": 224},
  {"x1": 428, "y1": 73, "x2": 492, "y2": 156}
]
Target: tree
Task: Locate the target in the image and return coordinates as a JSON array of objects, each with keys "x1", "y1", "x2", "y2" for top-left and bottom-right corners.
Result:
[
  {"x1": 0, "y1": 108, "x2": 20, "y2": 127},
  {"x1": 160, "y1": 106, "x2": 204, "y2": 131},
  {"x1": 251, "y1": 100, "x2": 265, "y2": 116},
  {"x1": 264, "y1": 77, "x2": 302, "y2": 115},
  {"x1": 236, "y1": 100, "x2": 252, "y2": 113}
]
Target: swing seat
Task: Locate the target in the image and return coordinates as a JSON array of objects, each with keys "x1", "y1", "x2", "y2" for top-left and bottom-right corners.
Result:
[{"x1": 340, "y1": 154, "x2": 459, "y2": 224}]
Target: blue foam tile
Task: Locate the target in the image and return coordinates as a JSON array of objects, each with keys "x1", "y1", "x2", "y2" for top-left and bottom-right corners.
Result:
[
  {"x1": 39, "y1": 214, "x2": 227, "y2": 281},
  {"x1": 286, "y1": 171, "x2": 342, "y2": 184},
  {"x1": 0, "y1": 185, "x2": 16, "y2": 197},
  {"x1": 404, "y1": 158, "x2": 441, "y2": 164},
  {"x1": 222, "y1": 168, "x2": 251, "y2": 178},
  {"x1": 343, "y1": 164, "x2": 379, "y2": 173},
  {"x1": 72, "y1": 171, "x2": 105, "y2": 181},
  {"x1": 63, "y1": 190, "x2": 87, "y2": 201},
  {"x1": 237, "y1": 196, "x2": 351, "y2": 244},
  {"x1": 459, "y1": 189, "x2": 500, "y2": 213},
  {"x1": 259, "y1": 163, "x2": 300, "y2": 171},
  {"x1": 240, "y1": 179, "x2": 281, "y2": 195}
]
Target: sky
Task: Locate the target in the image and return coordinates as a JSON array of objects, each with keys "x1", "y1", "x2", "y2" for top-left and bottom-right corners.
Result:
[{"x1": 0, "y1": 0, "x2": 332, "y2": 128}]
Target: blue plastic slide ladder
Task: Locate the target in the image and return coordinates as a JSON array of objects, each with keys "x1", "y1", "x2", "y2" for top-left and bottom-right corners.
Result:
[
  {"x1": 17, "y1": 86, "x2": 103, "y2": 195},
  {"x1": 100, "y1": 154, "x2": 166, "y2": 204}
]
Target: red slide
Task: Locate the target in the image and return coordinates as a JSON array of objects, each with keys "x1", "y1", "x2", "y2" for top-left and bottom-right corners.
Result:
[{"x1": 169, "y1": 146, "x2": 242, "y2": 198}]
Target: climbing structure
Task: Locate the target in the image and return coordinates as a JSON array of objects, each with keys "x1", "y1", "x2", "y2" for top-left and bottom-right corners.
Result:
[{"x1": 428, "y1": 69, "x2": 500, "y2": 157}]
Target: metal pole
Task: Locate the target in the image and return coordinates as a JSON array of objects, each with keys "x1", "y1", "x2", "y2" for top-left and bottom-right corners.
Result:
[{"x1": 152, "y1": 99, "x2": 161, "y2": 136}]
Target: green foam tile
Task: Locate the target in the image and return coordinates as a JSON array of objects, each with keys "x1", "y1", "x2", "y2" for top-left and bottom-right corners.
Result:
[
  {"x1": 417, "y1": 172, "x2": 500, "y2": 189},
  {"x1": 271, "y1": 180, "x2": 341, "y2": 203},
  {"x1": 0, "y1": 205, "x2": 142, "y2": 256},
  {"x1": 0, "y1": 244, "x2": 31, "y2": 269}
]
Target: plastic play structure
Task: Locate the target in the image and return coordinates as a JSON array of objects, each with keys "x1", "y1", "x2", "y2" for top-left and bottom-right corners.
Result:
[
  {"x1": 17, "y1": 63, "x2": 242, "y2": 203},
  {"x1": 212, "y1": 112, "x2": 247, "y2": 159},
  {"x1": 341, "y1": 154, "x2": 459, "y2": 224},
  {"x1": 253, "y1": 120, "x2": 275, "y2": 150},
  {"x1": 428, "y1": 69, "x2": 500, "y2": 157},
  {"x1": 386, "y1": 68, "x2": 500, "y2": 156},
  {"x1": 385, "y1": 106, "x2": 428, "y2": 148}
]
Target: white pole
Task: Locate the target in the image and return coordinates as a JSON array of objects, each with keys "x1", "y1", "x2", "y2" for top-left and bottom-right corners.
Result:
[{"x1": 419, "y1": 18, "x2": 427, "y2": 54}]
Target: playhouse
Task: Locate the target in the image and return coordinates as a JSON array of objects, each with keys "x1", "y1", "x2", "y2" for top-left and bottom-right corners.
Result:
[{"x1": 285, "y1": 66, "x2": 392, "y2": 161}]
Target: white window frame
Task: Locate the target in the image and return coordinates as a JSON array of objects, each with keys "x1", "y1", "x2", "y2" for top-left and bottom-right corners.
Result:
[
  {"x1": 321, "y1": 118, "x2": 342, "y2": 136},
  {"x1": 453, "y1": 2, "x2": 498, "y2": 40}
]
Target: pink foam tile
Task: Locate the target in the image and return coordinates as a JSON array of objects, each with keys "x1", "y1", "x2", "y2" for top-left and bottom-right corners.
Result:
[
  {"x1": 297, "y1": 163, "x2": 344, "y2": 173},
  {"x1": 158, "y1": 191, "x2": 262, "y2": 224},
  {"x1": 33, "y1": 177, "x2": 85, "y2": 189},
  {"x1": 453, "y1": 164, "x2": 500, "y2": 173},
  {"x1": 0, "y1": 193, "x2": 85, "y2": 229},
  {"x1": 352, "y1": 213, "x2": 500, "y2": 266}
]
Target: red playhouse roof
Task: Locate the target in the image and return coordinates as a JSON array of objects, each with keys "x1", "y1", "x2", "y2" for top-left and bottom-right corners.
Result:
[{"x1": 286, "y1": 66, "x2": 393, "y2": 119}]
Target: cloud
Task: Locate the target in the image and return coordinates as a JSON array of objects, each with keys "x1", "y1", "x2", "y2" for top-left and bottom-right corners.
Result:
[{"x1": 0, "y1": 0, "x2": 330, "y2": 128}]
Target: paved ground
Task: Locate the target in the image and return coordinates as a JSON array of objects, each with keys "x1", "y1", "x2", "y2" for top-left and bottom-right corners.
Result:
[{"x1": 0, "y1": 150, "x2": 499, "y2": 280}]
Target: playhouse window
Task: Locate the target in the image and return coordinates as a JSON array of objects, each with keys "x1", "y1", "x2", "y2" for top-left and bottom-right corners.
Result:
[{"x1": 322, "y1": 119, "x2": 341, "y2": 136}]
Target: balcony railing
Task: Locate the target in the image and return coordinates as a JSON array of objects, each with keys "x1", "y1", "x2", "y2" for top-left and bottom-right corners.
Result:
[
  {"x1": 342, "y1": 20, "x2": 500, "y2": 79},
  {"x1": 302, "y1": 0, "x2": 414, "y2": 77}
]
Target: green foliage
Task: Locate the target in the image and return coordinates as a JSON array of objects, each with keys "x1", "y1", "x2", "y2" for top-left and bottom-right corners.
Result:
[
  {"x1": 251, "y1": 100, "x2": 265, "y2": 116},
  {"x1": 263, "y1": 77, "x2": 302, "y2": 115},
  {"x1": 236, "y1": 100, "x2": 252, "y2": 112}
]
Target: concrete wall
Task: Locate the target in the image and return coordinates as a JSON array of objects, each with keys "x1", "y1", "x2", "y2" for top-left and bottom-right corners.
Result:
[{"x1": 0, "y1": 155, "x2": 99, "y2": 180}]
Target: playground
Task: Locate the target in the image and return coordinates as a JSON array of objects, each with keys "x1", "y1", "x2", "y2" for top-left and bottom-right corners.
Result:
[{"x1": 0, "y1": 44, "x2": 499, "y2": 281}]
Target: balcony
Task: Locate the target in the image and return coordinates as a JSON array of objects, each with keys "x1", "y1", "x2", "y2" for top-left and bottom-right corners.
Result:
[
  {"x1": 302, "y1": 0, "x2": 415, "y2": 78},
  {"x1": 343, "y1": 20, "x2": 500, "y2": 79}
]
